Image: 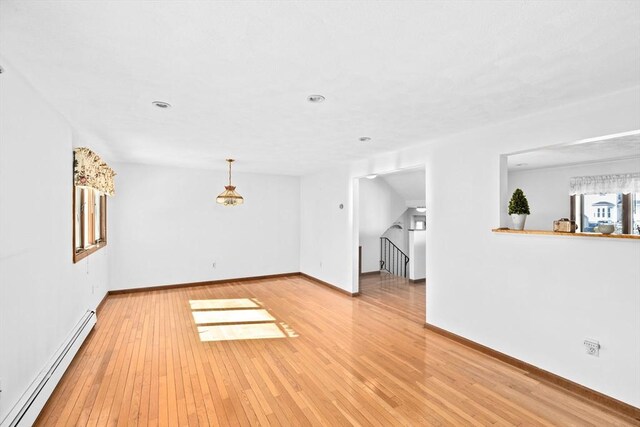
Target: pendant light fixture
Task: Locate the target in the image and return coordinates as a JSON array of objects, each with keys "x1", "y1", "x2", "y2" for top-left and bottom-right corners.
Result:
[{"x1": 216, "y1": 159, "x2": 244, "y2": 206}]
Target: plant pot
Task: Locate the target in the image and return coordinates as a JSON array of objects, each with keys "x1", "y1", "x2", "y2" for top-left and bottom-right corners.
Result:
[{"x1": 511, "y1": 214, "x2": 527, "y2": 230}]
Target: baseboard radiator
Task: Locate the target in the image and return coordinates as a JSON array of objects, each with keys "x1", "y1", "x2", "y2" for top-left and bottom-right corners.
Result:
[{"x1": 1, "y1": 310, "x2": 96, "y2": 427}]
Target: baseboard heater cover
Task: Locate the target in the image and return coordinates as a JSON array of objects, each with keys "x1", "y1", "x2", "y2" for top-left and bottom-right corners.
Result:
[{"x1": 0, "y1": 310, "x2": 96, "y2": 427}]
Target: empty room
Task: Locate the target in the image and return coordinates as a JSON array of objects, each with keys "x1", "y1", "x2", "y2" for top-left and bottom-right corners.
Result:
[{"x1": 1, "y1": 1, "x2": 639, "y2": 426}]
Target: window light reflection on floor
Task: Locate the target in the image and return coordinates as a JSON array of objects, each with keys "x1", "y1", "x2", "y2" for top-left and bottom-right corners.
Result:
[
  {"x1": 189, "y1": 298, "x2": 260, "y2": 310},
  {"x1": 198, "y1": 323, "x2": 286, "y2": 342},
  {"x1": 192, "y1": 309, "x2": 275, "y2": 325},
  {"x1": 189, "y1": 298, "x2": 298, "y2": 342}
]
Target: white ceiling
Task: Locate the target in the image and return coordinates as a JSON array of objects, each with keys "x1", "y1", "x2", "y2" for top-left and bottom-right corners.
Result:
[
  {"x1": 379, "y1": 168, "x2": 425, "y2": 204},
  {"x1": 1, "y1": 1, "x2": 639, "y2": 175},
  {"x1": 508, "y1": 131, "x2": 640, "y2": 170}
]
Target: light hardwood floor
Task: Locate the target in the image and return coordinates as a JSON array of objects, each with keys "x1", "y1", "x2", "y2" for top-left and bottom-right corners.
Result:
[
  {"x1": 36, "y1": 274, "x2": 638, "y2": 426},
  {"x1": 358, "y1": 273, "x2": 426, "y2": 325}
]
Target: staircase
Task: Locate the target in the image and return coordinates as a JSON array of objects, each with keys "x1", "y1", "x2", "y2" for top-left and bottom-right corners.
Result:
[{"x1": 380, "y1": 237, "x2": 409, "y2": 278}]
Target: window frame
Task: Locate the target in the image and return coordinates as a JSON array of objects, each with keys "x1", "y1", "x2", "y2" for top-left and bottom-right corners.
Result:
[
  {"x1": 73, "y1": 185, "x2": 107, "y2": 263},
  {"x1": 570, "y1": 193, "x2": 634, "y2": 235}
]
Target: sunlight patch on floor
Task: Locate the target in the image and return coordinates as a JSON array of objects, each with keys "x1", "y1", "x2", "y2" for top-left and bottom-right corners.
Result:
[
  {"x1": 198, "y1": 323, "x2": 286, "y2": 342},
  {"x1": 189, "y1": 298, "x2": 298, "y2": 342},
  {"x1": 192, "y1": 309, "x2": 275, "y2": 325},
  {"x1": 189, "y1": 298, "x2": 259, "y2": 310}
]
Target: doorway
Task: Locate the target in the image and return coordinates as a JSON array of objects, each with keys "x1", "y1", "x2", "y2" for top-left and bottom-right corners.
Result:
[{"x1": 354, "y1": 166, "x2": 426, "y2": 322}]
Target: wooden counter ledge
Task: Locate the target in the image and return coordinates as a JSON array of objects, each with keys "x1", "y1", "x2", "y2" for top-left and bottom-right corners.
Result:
[{"x1": 492, "y1": 228, "x2": 640, "y2": 239}]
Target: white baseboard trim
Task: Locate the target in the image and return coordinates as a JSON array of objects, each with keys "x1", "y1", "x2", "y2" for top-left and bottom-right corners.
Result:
[{"x1": 0, "y1": 310, "x2": 96, "y2": 427}]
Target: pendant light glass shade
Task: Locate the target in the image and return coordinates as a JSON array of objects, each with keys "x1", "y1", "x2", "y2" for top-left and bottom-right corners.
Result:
[{"x1": 216, "y1": 159, "x2": 244, "y2": 206}]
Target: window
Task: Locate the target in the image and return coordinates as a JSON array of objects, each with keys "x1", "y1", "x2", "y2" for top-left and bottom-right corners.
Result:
[
  {"x1": 73, "y1": 147, "x2": 114, "y2": 262},
  {"x1": 412, "y1": 215, "x2": 426, "y2": 230},
  {"x1": 73, "y1": 186, "x2": 107, "y2": 262},
  {"x1": 571, "y1": 192, "x2": 638, "y2": 235}
]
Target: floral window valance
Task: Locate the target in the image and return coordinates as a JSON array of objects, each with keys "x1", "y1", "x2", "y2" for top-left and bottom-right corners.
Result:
[
  {"x1": 73, "y1": 147, "x2": 116, "y2": 196},
  {"x1": 569, "y1": 173, "x2": 640, "y2": 195}
]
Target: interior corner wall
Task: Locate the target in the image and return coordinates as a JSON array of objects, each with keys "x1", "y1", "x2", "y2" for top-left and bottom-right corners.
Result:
[
  {"x1": 508, "y1": 158, "x2": 640, "y2": 231},
  {"x1": 358, "y1": 177, "x2": 407, "y2": 273},
  {"x1": 107, "y1": 162, "x2": 300, "y2": 290},
  {"x1": 0, "y1": 59, "x2": 109, "y2": 422},
  {"x1": 299, "y1": 85, "x2": 640, "y2": 407},
  {"x1": 299, "y1": 168, "x2": 355, "y2": 292}
]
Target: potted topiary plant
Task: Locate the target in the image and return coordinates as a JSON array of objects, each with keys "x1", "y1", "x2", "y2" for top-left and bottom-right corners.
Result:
[{"x1": 508, "y1": 188, "x2": 530, "y2": 230}]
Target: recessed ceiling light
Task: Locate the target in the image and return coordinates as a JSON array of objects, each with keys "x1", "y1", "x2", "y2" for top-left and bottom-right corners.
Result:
[
  {"x1": 152, "y1": 101, "x2": 171, "y2": 109},
  {"x1": 365, "y1": 174, "x2": 377, "y2": 179},
  {"x1": 307, "y1": 95, "x2": 325, "y2": 103},
  {"x1": 416, "y1": 207, "x2": 427, "y2": 213},
  {"x1": 359, "y1": 137, "x2": 372, "y2": 142}
]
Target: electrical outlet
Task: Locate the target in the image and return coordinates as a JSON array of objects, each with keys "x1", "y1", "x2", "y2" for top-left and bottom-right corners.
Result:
[
  {"x1": 584, "y1": 339, "x2": 600, "y2": 357},
  {"x1": 212, "y1": 262, "x2": 216, "y2": 269}
]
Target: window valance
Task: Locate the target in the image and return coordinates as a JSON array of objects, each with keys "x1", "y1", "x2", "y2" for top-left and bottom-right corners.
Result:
[
  {"x1": 73, "y1": 147, "x2": 116, "y2": 196},
  {"x1": 569, "y1": 173, "x2": 640, "y2": 195}
]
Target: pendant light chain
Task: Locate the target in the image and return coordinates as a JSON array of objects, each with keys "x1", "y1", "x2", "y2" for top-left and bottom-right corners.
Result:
[{"x1": 226, "y1": 158, "x2": 234, "y2": 186}]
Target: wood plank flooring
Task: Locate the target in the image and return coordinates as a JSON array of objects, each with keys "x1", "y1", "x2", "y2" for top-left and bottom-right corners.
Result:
[
  {"x1": 36, "y1": 274, "x2": 638, "y2": 426},
  {"x1": 358, "y1": 273, "x2": 426, "y2": 325}
]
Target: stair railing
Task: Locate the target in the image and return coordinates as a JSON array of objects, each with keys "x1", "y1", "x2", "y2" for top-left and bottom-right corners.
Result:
[{"x1": 379, "y1": 237, "x2": 409, "y2": 278}]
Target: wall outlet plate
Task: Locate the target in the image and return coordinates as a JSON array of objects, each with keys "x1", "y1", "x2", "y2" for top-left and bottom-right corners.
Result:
[{"x1": 584, "y1": 339, "x2": 600, "y2": 357}]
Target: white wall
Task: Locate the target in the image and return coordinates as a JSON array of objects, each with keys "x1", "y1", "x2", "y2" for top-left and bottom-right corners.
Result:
[
  {"x1": 508, "y1": 158, "x2": 640, "y2": 230},
  {"x1": 299, "y1": 86, "x2": 640, "y2": 406},
  {"x1": 408, "y1": 231, "x2": 426, "y2": 280},
  {"x1": 0, "y1": 59, "x2": 109, "y2": 422},
  {"x1": 108, "y1": 163, "x2": 300, "y2": 290},
  {"x1": 358, "y1": 177, "x2": 406, "y2": 273},
  {"x1": 300, "y1": 168, "x2": 354, "y2": 289}
]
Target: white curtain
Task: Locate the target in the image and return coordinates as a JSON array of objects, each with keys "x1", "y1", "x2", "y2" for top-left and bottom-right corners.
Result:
[{"x1": 569, "y1": 173, "x2": 640, "y2": 195}]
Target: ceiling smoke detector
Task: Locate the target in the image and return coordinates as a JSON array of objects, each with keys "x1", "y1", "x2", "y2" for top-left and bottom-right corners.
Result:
[
  {"x1": 152, "y1": 101, "x2": 172, "y2": 109},
  {"x1": 359, "y1": 137, "x2": 372, "y2": 142},
  {"x1": 307, "y1": 94, "x2": 325, "y2": 103}
]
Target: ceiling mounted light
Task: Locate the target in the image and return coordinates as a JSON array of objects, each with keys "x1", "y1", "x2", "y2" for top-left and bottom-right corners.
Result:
[
  {"x1": 365, "y1": 174, "x2": 377, "y2": 179},
  {"x1": 416, "y1": 207, "x2": 427, "y2": 213},
  {"x1": 152, "y1": 101, "x2": 171, "y2": 109},
  {"x1": 359, "y1": 137, "x2": 372, "y2": 142},
  {"x1": 307, "y1": 94, "x2": 325, "y2": 103},
  {"x1": 216, "y1": 159, "x2": 244, "y2": 207}
]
